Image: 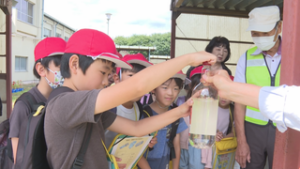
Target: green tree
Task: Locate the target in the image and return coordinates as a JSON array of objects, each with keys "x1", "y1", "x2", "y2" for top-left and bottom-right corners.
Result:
[{"x1": 114, "y1": 33, "x2": 171, "y2": 57}]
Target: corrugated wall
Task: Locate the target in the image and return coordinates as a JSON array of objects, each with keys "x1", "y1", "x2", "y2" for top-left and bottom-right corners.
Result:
[{"x1": 175, "y1": 14, "x2": 255, "y2": 75}]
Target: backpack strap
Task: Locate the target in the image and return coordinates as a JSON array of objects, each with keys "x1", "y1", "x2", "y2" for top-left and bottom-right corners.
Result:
[
  {"x1": 141, "y1": 104, "x2": 153, "y2": 119},
  {"x1": 71, "y1": 123, "x2": 93, "y2": 169},
  {"x1": 48, "y1": 87, "x2": 74, "y2": 101},
  {"x1": 168, "y1": 103, "x2": 180, "y2": 161}
]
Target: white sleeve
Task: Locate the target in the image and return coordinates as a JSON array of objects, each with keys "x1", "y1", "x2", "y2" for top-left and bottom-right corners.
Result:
[
  {"x1": 234, "y1": 53, "x2": 246, "y2": 84},
  {"x1": 259, "y1": 85, "x2": 300, "y2": 133}
]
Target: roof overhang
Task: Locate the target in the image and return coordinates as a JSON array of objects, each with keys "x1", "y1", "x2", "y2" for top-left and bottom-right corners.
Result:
[
  {"x1": 0, "y1": 0, "x2": 12, "y2": 15},
  {"x1": 116, "y1": 45, "x2": 157, "y2": 51},
  {"x1": 171, "y1": 0, "x2": 283, "y2": 18}
]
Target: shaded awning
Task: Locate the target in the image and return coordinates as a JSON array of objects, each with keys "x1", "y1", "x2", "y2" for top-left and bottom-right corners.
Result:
[{"x1": 171, "y1": 0, "x2": 283, "y2": 18}]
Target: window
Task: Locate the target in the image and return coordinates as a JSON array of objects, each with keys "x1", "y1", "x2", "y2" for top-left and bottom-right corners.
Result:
[
  {"x1": 15, "y1": 56, "x2": 27, "y2": 72},
  {"x1": 16, "y1": 0, "x2": 34, "y2": 24},
  {"x1": 44, "y1": 28, "x2": 52, "y2": 37},
  {"x1": 56, "y1": 33, "x2": 61, "y2": 37},
  {"x1": 65, "y1": 37, "x2": 69, "y2": 41}
]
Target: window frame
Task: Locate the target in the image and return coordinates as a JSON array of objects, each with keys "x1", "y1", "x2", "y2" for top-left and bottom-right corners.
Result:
[
  {"x1": 44, "y1": 28, "x2": 52, "y2": 38},
  {"x1": 15, "y1": 56, "x2": 28, "y2": 72},
  {"x1": 16, "y1": 0, "x2": 34, "y2": 25}
]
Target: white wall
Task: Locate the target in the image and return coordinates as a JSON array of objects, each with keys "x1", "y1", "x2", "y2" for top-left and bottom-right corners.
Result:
[{"x1": 175, "y1": 14, "x2": 255, "y2": 75}]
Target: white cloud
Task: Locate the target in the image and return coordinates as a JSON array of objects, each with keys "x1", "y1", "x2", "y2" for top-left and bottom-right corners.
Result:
[{"x1": 44, "y1": 0, "x2": 172, "y2": 39}]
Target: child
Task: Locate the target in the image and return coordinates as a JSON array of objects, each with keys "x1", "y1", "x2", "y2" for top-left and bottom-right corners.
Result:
[
  {"x1": 105, "y1": 53, "x2": 156, "y2": 169},
  {"x1": 142, "y1": 71, "x2": 187, "y2": 169},
  {"x1": 179, "y1": 66, "x2": 207, "y2": 169},
  {"x1": 9, "y1": 37, "x2": 66, "y2": 168},
  {"x1": 107, "y1": 52, "x2": 123, "y2": 87},
  {"x1": 179, "y1": 66, "x2": 235, "y2": 169},
  {"x1": 44, "y1": 28, "x2": 216, "y2": 169},
  {"x1": 213, "y1": 76, "x2": 236, "y2": 169}
]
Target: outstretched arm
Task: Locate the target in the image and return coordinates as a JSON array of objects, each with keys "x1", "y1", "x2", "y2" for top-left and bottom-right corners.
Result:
[
  {"x1": 96, "y1": 52, "x2": 216, "y2": 114},
  {"x1": 202, "y1": 70, "x2": 260, "y2": 109}
]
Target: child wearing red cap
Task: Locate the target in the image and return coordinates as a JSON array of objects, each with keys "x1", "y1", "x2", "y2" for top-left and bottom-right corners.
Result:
[
  {"x1": 9, "y1": 37, "x2": 66, "y2": 168},
  {"x1": 179, "y1": 66, "x2": 235, "y2": 169},
  {"x1": 105, "y1": 53, "x2": 156, "y2": 169},
  {"x1": 140, "y1": 71, "x2": 188, "y2": 169},
  {"x1": 44, "y1": 28, "x2": 216, "y2": 169}
]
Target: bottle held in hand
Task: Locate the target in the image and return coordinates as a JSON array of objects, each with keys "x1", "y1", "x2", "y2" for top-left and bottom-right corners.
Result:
[{"x1": 189, "y1": 63, "x2": 219, "y2": 149}]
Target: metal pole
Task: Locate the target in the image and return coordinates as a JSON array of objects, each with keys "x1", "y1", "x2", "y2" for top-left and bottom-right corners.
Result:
[
  {"x1": 6, "y1": 13, "x2": 12, "y2": 118},
  {"x1": 107, "y1": 19, "x2": 109, "y2": 35},
  {"x1": 273, "y1": 0, "x2": 300, "y2": 168},
  {"x1": 41, "y1": 0, "x2": 44, "y2": 38},
  {"x1": 171, "y1": 12, "x2": 179, "y2": 59}
]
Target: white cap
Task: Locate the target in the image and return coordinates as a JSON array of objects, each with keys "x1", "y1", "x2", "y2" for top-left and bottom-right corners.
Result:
[{"x1": 247, "y1": 5, "x2": 280, "y2": 32}]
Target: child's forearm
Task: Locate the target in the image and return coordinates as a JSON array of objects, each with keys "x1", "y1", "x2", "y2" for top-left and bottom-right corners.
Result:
[
  {"x1": 108, "y1": 107, "x2": 183, "y2": 137},
  {"x1": 137, "y1": 157, "x2": 151, "y2": 169}
]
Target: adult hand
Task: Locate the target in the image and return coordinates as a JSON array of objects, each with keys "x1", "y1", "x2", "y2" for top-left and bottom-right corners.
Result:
[
  {"x1": 235, "y1": 142, "x2": 251, "y2": 168},
  {"x1": 148, "y1": 137, "x2": 157, "y2": 148},
  {"x1": 201, "y1": 69, "x2": 233, "y2": 99},
  {"x1": 188, "y1": 51, "x2": 217, "y2": 67},
  {"x1": 215, "y1": 131, "x2": 224, "y2": 142},
  {"x1": 115, "y1": 157, "x2": 126, "y2": 169}
]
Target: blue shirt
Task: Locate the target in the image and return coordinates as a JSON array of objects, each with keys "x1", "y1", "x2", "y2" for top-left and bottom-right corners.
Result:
[{"x1": 142, "y1": 108, "x2": 188, "y2": 169}]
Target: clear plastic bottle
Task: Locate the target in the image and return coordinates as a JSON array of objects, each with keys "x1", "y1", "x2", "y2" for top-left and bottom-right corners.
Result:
[{"x1": 189, "y1": 64, "x2": 219, "y2": 149}]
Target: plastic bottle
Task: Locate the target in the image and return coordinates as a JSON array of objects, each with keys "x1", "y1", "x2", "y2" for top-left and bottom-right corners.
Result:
[{"x1": 189, "y1": 63, "x2": 219, "y2": 149}]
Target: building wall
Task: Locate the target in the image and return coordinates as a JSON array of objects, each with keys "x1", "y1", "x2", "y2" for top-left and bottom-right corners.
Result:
[
  {"x1": 149, "y1": 55, "x2": 170, "y2": 64},
  {"x1": 0, "y1": 0, "x2": 75, "y2": 83},
  {"x1": 175, "y1": 14, "x2": 256, "y2": 75},
  {"x1": 43, "y1": 15, "x2": 75, "y2": 41}
]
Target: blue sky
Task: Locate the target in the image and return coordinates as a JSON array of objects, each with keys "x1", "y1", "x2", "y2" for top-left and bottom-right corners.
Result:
[{"x1": 44, "y1": 0, "x2": 172, "y2": 38}]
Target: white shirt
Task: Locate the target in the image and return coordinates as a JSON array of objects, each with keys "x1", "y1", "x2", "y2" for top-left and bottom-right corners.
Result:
[
  {"x1": 259, "y1": 85, "x2": 300, "y2": 133},
  {"x1": 116, "y1": 102, "x2": 140, "y2": 121},
  {"x1": 234, "y1": 45, "x2": 281, "y2": 84}
]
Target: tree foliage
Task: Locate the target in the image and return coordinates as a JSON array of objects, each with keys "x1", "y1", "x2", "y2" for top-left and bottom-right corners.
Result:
[{"x1": 114, "y1": 33, "x2": 171, "y2": 56}]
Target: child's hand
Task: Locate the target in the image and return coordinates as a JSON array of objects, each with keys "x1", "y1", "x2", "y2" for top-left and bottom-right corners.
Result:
[
  {"x1": 216, "y1": 131, "x2": 224, "y2": 142},
  {"x1": 116, "y1": 157, "x2": 126, "y2": 169},
  {"x1": 188, "y1": 51, "x2": 217, "y2": 67},
  {"x1": 148, "y1": 137, "x2": 157, "y2": 148},
  {"x1": 178, "y1": 91, "x2": 201, "y2": 117}
]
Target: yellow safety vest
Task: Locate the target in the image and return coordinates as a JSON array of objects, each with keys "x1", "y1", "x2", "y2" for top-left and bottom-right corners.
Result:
[{"x1": 245, "y1": 46, "x2": 281, "y2": 125}]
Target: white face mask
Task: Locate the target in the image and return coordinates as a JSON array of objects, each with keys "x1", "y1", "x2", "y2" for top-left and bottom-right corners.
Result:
[{"x1": 252, "y1": 27, "x2": 278, "y2": 51}]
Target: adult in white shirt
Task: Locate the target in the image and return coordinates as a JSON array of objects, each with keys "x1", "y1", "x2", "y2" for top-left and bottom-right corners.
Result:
[{"x1": 233, "y1": 5, "x2": 282, "y2": 169}]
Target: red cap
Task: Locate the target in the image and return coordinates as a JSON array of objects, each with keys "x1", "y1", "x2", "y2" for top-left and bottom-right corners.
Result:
[
  {"x1": 122, "y1": 53, "x2": 152, "y2": 67},
  {"x1": 116, "y1": 53, "x2": 152, "y2": 74},
  {"x1": 190, "y1": 66, "x2": 205, "y2": 78},
  {"x1": 172, "y1": 70, "x2": 186, "y2": 81},
  {"x1": 116, "y1": 52, "x2": 123, "y2": 59},
  {"x1": 64, "y1": 29, "x2": 132, "y2": 69},
  {"x1": 202, "y1": 61, "x2": 211, "y2": 66},
  {"x1": 34, "y1": 37, "x2": 66, "y2": 61}
]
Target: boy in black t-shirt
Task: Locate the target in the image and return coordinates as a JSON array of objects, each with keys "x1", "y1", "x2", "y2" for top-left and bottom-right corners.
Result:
[{"x1": 44, "y1": 28, "x2": 217, "y2": 169}]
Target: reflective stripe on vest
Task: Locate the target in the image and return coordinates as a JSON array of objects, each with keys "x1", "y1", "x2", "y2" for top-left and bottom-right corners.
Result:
[{"x1": 245, "y1": 46, "x2": 281, "y2": 125}]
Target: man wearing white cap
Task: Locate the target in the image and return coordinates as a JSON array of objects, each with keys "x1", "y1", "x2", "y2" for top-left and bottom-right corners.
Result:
[{"x1": 234, "y1": 5, "x2": 282, "y2": 169}]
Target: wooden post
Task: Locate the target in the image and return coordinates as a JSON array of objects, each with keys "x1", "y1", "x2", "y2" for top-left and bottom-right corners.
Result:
[{"x1": 273, "y1": 1, "x2": 300, "y2": 168}]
